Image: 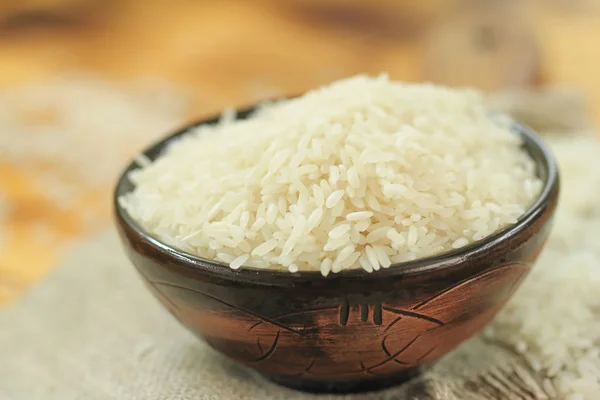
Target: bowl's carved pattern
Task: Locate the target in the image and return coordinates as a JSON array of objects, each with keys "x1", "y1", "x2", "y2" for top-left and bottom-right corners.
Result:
[
  {"x1": 116, "y1": 116, "x2": 558, "y2": 391},
  {"x1": 139, "y1": 262, "x2": 529, "y2": 379}
]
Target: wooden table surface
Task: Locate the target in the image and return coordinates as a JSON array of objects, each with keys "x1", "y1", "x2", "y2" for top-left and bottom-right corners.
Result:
[{"x1": 1, "y1": 0, "x2": 599, "y2": 305}]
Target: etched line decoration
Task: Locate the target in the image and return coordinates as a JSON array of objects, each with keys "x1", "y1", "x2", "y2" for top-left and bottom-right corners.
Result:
[
  {"x1": 139, "y1": 262, "x2": 530, "y2": 378},
  {"x1": 339, "y1": 297, "x2": 350, "y2": 326},
  {"x1": 147, "y1": 279, "x2": 309, "y2": 337},
  {"x1": 252, "y1": 331, "x2": 280, "y2": 362}
]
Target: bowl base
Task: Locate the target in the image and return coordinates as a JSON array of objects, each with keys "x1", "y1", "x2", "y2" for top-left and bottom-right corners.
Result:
[{"x1": 260, "y1": 367, "x2": 421, "y2": 394}]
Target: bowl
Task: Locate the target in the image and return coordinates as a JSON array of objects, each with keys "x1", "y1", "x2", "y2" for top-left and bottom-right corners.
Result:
[{"x1": 114, "y1": 105, "x2": 559, "y2": 394}]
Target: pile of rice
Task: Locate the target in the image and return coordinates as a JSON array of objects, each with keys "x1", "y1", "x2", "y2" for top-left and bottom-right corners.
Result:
[
  {"x1": 485, "y1": 134, "x2": 600, "y2": 399},
  {"x1": 120, "y1": 75, "x2": 542, "y2": 275}
]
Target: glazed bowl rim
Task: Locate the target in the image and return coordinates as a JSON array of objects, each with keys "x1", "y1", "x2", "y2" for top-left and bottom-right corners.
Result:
[{"x1": 114, "y1": 104, "x2": 559, "y2": 281}]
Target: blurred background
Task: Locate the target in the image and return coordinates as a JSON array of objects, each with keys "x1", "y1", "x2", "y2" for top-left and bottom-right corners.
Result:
[{"x1": 0, "y1": 0, "x2": 598, "y2": 304}]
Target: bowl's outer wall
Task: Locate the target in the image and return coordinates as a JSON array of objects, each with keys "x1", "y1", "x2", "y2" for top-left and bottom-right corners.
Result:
[{"x1": 116, "y1": 184, "x2": 557, "y2": 383}]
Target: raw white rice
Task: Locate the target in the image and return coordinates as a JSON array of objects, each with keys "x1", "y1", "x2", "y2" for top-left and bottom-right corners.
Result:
[
  {"x1": 484, "y1": 134, "x2": 600, "y2": 399},
  {"x1": 228, "y1": 254, "x2": 248, "y2": 270},
  {"x1": 120, "y1": 75, "x2": 542, "y2": 274}
]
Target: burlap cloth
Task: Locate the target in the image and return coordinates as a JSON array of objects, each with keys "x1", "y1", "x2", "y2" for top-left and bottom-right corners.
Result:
[
  {"x1": 0, "y1": 89, "x2": 592, "y2": 400},
  {"x1": 0, "y1": 229, "x2": 550, "y2": 400}
]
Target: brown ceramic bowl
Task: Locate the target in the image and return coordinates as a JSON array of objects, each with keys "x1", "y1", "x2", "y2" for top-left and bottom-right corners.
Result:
[{"x1": 114, "y1": 105, "x2": 559, "y2": 394}]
